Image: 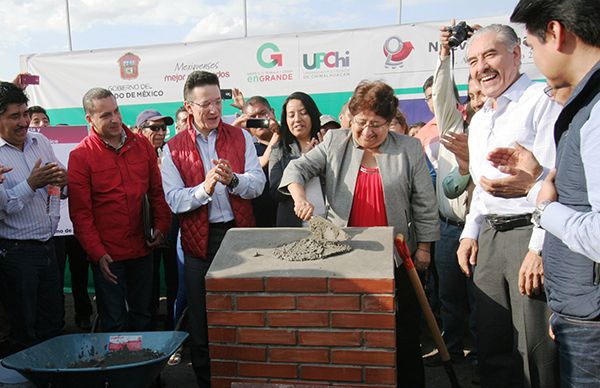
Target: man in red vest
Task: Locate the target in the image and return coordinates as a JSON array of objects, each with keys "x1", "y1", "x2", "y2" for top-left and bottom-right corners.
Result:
[{"x1": 161, "y1": 71, "x2": 265, "y2": 387}]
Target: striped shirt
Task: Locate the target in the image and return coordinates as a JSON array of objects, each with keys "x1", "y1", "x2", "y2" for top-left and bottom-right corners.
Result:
[{"x1": 0, "y1": 132, "x2": 61, "y2": 241}]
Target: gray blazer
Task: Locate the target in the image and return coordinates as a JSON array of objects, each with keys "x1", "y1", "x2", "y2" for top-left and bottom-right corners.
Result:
[{"x1": 279, "y1": 129, "x2": 439, "y2": 253}]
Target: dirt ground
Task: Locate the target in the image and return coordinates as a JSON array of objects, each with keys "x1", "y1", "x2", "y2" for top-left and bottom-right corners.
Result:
[{"x1": 1, "y1": 294, "x2": 479, "y2": 388}]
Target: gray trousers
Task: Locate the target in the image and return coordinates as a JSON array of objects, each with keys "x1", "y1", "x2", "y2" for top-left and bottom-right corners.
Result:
[{"x1": 474, "y1": 223, "x2": 557, "y2": 388}]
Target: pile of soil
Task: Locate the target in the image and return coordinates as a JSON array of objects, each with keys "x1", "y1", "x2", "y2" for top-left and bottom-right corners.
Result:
[{"x1": 68, "y1": 348, "x2": 164, "y2": 369}]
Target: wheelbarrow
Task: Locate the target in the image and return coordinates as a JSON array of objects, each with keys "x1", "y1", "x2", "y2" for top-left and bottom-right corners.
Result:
[{"x1": 1, "y1": 331, "x2": 188, "y2": 388}]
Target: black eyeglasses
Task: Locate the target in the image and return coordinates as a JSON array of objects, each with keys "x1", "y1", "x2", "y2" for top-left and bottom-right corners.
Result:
[
  {"x1": 543, "y1": 84, "x2": 554, "y2": 98},
  {"x1": 144, "y1": 124, "x2": 167, "y2": 132}
]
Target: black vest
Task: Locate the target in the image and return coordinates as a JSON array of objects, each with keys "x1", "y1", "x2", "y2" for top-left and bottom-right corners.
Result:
[{"x1": 543, "y1": 63, "x2": 600, "y2": 319}]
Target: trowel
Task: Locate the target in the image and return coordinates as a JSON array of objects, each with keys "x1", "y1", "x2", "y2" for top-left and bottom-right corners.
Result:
[{"x1": 308, "y1": 216, "x2": 349, "y2": 242}]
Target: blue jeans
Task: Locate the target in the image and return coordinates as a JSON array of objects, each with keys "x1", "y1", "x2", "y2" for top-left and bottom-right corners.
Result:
[
  {"x1": 551, "y1": 313, "x2": 600, "y2": 387},
  {"x1": 92, "y1": 254, "x2": 153, "y2": 332},
  {"x1": 174, "y1": 231, "x2": 187, "y2": 326},
  {"x1": 0, "y1": 239, "x2": 63, "y2": 352},
  {"x1": 435, "y1": 219, "x2": 477, "y2": 358}
]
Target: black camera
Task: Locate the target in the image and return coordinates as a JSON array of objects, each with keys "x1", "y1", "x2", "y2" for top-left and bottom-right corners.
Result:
[{"x1": 448, "y1": 21, "x2": 474, "y2": 48}]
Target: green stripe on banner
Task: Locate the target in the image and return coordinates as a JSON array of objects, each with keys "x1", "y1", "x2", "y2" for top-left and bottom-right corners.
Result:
[{"x1": 45, "y1": 86, "x2": 427, "y2": 134}]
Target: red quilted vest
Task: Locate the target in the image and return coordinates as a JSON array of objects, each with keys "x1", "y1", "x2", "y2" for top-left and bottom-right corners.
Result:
[{"x1": 168, "y1": 117, "x2": 255, "y2": 259}]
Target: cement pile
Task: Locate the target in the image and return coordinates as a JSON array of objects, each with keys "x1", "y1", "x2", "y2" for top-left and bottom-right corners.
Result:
[{"x1": 274, "y1": 216, "x2": 352, "y2": 261}]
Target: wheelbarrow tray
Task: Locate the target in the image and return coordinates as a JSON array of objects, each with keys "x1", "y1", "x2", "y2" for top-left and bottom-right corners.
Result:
[{"x1": 1, "y1": 331, "x2": 188, "y2": 388}]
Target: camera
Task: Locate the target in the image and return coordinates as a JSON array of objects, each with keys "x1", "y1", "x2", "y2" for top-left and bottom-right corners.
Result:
[
  {"x1": 246, "y1": 118, "x2": 270, "y2": 129},
  {"x1": 220, "y1": 89, "x2": 233, "y2": 99},
  {"x1": 448, "y1": 21, "x2": 474, "y2": 48}
]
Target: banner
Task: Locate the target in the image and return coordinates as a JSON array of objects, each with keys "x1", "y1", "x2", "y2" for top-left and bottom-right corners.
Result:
[
  {"x1": 21, "y1": 15, "x2": 541, "y2": 129},
  {"x1": 28, "y1": 125, "x2": 88, "y2": 236}
]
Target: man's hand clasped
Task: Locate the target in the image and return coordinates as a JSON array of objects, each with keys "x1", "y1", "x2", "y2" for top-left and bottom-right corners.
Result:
[
  {"x1": 204, "y1": 158, "x2": 234, "y2": 195},
  {"x1": 483, "y1": 143, "x2": 542, "y2": 198},
  {"x1": 27, "y1": 159, "x2": 68, "y2": 190}
]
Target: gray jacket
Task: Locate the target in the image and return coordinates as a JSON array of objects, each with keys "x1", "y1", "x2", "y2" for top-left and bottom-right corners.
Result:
[{"x1": 279, "y1": 129, "x2": 439, "y2": 253}]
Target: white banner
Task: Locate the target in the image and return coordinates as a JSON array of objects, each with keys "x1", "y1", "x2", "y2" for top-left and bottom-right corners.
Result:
[{"x1": 21, "y1": 15, "x2": 541, "y2": 111}]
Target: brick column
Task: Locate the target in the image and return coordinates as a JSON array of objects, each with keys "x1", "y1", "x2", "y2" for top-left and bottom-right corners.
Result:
[{"x1": 206, "y1": 227, "x2": 397, "y2": 388}]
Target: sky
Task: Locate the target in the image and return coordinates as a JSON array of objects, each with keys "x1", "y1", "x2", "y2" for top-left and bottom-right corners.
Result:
[{"x1": 0, "y1": 0, "x2": 521, "y2": 82}]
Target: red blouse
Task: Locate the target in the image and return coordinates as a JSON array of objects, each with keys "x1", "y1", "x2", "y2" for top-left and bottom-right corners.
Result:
[{"x1": 348, "y1": 165, "x2": 389, "y2": 227}]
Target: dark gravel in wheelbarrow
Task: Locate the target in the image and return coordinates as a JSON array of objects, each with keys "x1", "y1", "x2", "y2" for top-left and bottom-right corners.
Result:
[{"x1": 68, "y1": 348, "x2": 164, "y2": 369}]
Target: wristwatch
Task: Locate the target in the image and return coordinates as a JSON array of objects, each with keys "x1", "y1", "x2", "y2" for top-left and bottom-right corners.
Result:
[
  {"x1": 227, "y1": 173, "x2": 239, "y2": 190},
  {"x1": 531, "y1": 200, "x2": 553, "y2": 228}
]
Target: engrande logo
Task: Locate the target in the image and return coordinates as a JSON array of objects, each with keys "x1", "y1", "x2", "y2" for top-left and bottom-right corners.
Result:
[
  {"x1": 383, "y1": 37, "x2": 414, "y2": 69},
  {"x1": 118, "y1": 52, "x2": 141, "y2": 80},
  {"x1": 302, "y1": 50, "x2": 350, "y2": 70},
  {"x1": 257, "y1": 42, "x2": 283, "y2": 68}
]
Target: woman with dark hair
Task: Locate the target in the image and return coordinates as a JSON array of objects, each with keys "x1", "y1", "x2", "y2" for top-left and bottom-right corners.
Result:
[
  {"x1": 269, "y1": 91, "x2": 324, "y2": 226},
  {"x1": 279, "y1": 81, "x2": 439, "y2": 387}
]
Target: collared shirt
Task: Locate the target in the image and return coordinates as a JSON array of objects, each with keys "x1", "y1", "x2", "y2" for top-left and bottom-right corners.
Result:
[
  {"x1": 0, "y1": 132, "x2": 61, "y2": 240},
  {"x1": 102, "y1": 130, "x2": 127, "y2": 152},
  {"x1": 161, "y1": 122, "x2": 265, "y2": 223},
  {"x1": 461, "y1": 74, "x2": 561, "y2": 250}
]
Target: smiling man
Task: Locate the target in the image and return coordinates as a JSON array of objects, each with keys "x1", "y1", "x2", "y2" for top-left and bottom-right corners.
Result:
[
  {"x1": 0, "y1": 82, "x2": 66, "y2": 353},
  {"x1": 68, "y1": 88, "x2": 171, "y2": 334},
  {"x1": 456, "y1": 25, "x2": 561, "y2": 388},
  {"x1": 160, "y1": 70, "x2": 265, "y2": 387}
]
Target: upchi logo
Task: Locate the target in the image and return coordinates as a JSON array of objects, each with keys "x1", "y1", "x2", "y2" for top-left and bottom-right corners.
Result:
[
  {"x1": 257, "y1": 42, "x2": 283, "y2": 68},
  {"x1": 383, "y1": 37, "x2": 414, "y2": 69},
  {"x1": 303, "y1": 50, "x2": 350, "y2": 70},
  {"x1": 118, "y1": 52, "x2": 141, "y2": 80}
]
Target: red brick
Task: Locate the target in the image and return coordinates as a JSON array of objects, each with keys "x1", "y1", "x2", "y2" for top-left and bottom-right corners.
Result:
[
  {"x1": 206, "y1": 294, "x2": 233, "y2": 310},
  {"x1": 208, "y1": 312, "x2": 265, "y2": 327},
  {"x1": 298, "y1": 330, "x2": 361, "y2": 346},
  {"x1": 268, "y1": 312, "x2": 329, "y2": 327},
  {"x1": 239, "y1": 362, "x2": 298, "y2": 378},
  {"x1": 206, "y1": 277, "x2": 264, "y2": 292},
  {"x1": 208, "y1": 327, "x2": 237, "y2": 343},
  {"x1": 269, "y1": 347, "x2": 329, "y2": 363},
  {"x1": 331, "y1": 313, "x2": 395, "y2": 329},
  {"x1": 297, "y1": 295, "x2": 360, "y2": 311},
  {"x1": 300, "y1": 365, "x2": 362, "y2": 382},
  {"x1": 329, "y1": 278, "x2": 394, "y2": 293},
  {"x1": 332, "y1": 349, "x2": 395, "y2": 366},
  {"x1": 211, "y1": 360, "x2": 238, "y2": 376},
  {"x1": 211, "y1": 378, "x2": 235, "y2": 388},
  {"x1": 364, "y1": 331, "x2": 396, "y2": 348},
  {"x1": 363, "y1": 295, "x2": 394, "y2": 312},
  {"x1": 238, "y1": 328, "x2": 296, "y2": 345},
  {"x1": 210, "y1": 345, "x2": 266, "y2": 361},
  {"x1": 268, "y1": 382, "x2": 330, "y2": 387},
  {"x1": 365, "y1": 367, "x2": 396, "y2": 384},
  {"x1": 266, "y1": 277, "x2": 328, "y2": 292},
  {"x1": 237, "y1": 296, "x2": 295, "y2": 310},
  {"x1": 215, "y1": 379, "x2": 268, "y2": 388}
]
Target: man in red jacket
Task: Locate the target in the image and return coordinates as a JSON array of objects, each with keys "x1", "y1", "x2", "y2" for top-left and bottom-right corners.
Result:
[
  {"x1": 68, "y1": 87, "x2": 171, "y2": 332},
  {"x1": 161, "y1": 71, "x2": 265, "y2": 387}
]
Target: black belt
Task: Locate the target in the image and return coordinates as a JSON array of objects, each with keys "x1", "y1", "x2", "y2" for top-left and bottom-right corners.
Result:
[
  {"x1": 209, "y1": 220, "x2": 236, "y2": 230},
  {"x1": 485, "y1": 213, "x2": 532, "y2": 232},
  {"x1": 439, "y1": 213, "x2": 465, "y2": 228},
  {"x1": 0, "y1": 238, "x2": 52, "y2": 246}
]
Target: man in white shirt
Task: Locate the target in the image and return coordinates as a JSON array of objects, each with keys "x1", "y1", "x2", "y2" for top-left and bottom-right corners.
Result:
[
  {"x1": 161, "y1": 70, "x2": 265, "y2": 387},
  {"x1": 456, "y1": 24, "x2": 560, "y2": 388}
]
